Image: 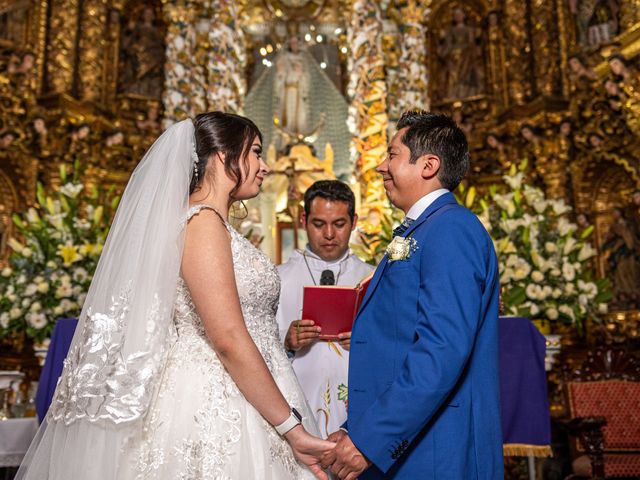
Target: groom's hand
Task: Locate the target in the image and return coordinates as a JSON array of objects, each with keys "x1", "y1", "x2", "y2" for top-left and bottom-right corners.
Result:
[
  {"x1": 330, "y1": 433, "x2": 371, "y2": 480},
  {"x1": 320, "y1": 430, "x2": 346, "y2": 468}
]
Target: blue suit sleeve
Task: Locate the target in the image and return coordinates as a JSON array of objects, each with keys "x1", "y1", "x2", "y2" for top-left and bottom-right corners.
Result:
[{"x1": 349, "y1": 215, "x2": 494, "y2": 473}]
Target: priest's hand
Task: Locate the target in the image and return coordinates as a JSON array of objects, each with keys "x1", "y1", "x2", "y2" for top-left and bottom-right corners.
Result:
[
  {"x1": 285, "y1": 319, "x2": 321, "y2": 351},
  {"x1": 337, "y1": 331, "x2": 351, "y2": 351}
]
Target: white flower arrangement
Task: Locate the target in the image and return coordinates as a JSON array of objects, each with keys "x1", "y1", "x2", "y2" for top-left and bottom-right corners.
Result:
[
  {"x1": 0, "y1": 163, "x2": 118, "y2": 343},
  {"x1": 459, "y1": 163, "x2": 612, "y2": 329}
]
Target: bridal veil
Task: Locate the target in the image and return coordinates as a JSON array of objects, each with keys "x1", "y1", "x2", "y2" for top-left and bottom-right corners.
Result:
[{"x1": 16, "y1": 119, "x2": 195, "y2": 479}]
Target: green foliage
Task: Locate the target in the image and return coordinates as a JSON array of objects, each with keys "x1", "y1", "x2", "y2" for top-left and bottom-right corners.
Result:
[{"x1": 0, "y1": 164, "x2": 119, "y2": 342}]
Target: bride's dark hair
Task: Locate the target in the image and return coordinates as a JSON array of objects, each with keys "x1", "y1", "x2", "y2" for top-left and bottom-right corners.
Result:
[{"x1": 190, "y1": 112, "x2": 263, "y2": 196}]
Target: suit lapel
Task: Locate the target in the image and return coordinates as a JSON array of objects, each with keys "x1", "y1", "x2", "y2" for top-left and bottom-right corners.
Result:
[{"x1": 354, "y1": 192, "x2": 459, "y2": 322}]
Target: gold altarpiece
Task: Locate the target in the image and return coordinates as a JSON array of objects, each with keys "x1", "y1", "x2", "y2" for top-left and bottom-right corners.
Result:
[{"x1": 1, "y1": 0, "x2": 640, "y2": 322}]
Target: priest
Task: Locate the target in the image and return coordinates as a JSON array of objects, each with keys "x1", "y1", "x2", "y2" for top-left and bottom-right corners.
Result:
[{"x1": 276, "y1": 180, "x2": 373, "y2": 438}]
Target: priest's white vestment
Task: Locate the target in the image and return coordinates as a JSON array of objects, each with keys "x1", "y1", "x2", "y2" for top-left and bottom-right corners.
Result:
[{"x1": 276, "y1": 248, "x2": 373, "y2": 438}]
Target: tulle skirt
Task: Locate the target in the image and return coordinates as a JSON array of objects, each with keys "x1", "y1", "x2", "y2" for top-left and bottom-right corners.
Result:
[{"x1": 17, "y1": 330, "x2": 318, "y2": 479}]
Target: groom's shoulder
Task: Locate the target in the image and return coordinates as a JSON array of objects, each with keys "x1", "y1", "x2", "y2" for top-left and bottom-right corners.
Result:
[
  {"x1": 427, "y1": 201, "x2": 480, "y2": 227},
  {"x1": 423, "y1": 204, "x2": 491, "y2": 242}
]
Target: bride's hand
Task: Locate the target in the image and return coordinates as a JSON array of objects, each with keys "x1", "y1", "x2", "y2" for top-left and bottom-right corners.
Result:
[{"x1": 285, "y1": 425, "x2": 336, "y2": 480}]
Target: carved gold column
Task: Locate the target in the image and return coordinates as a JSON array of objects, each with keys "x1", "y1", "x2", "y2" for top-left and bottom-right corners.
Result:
[
  {"x1": 27, "y1": 0, "x2": 49, "y2": 95},
  {"x1": 162, "y1": 0, "x2": 203, "y2": 125},
  {"x1": 555, "y1": 0, "x2": 574, "y2": 97},
  {"x1": 78, "y1": 0, "x2": 108, "y2": 102},
  {"x1": 503, "y1": 0, "x2": 532, "y2": 104},
  {"x1": 530, "y1": 0, "x2": 560, "y2": 97},
  {"x1": 619, "y1": 0, "x2": 640, "y2": 31},
  {"x1": 386, "y1": 0, "x2": 429, "y2": 122},
  {"x1": 487, "y1": 11, "x2": 509, "y2": 111},
  {"x1": 46, "y1": 0, "x2": 81, "y2": 94},
  {"x1": 102, "y1": 4, "x2": 123, "y2": 107},
  {"x1": 204, "y1": 0, "x2": 246, "y2": 113},
  {"x1": 347, "y1": 0, "x2": 389, "y2": 217}
]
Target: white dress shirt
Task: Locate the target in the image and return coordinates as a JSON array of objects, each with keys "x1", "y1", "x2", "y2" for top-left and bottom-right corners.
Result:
[{"x1": 405, "y1": 188, "x2": 450, "y2": 221}]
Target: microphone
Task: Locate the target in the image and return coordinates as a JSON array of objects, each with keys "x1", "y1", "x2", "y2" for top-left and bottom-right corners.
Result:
[{"x1": 320, "y1": 269, "x2": 335, "y2": 285}]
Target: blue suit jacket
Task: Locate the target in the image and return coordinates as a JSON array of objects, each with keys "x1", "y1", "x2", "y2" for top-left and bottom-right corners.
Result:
[{"x1": 347, "y1": 192, "x2": 503, "y2": 479}]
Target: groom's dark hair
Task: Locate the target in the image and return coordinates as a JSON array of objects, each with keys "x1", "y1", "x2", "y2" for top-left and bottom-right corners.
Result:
[
  {"x1": 396, "y1": 110, "x2": 470, "y2": 191},
  {"x1": 304, "y1": 180, "x2": 356, "y2": 220}
]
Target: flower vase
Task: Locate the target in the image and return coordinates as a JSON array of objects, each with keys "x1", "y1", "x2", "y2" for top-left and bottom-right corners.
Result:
[
  {"x1": 532, "y1": 320, "x2": 562, "y2": 371},
  {"x1": 531, "y1": 319, "x2": 551, "y2": 335},
  {"x1": 33, "y1": 338, "x2": 51, "y2": 367}
]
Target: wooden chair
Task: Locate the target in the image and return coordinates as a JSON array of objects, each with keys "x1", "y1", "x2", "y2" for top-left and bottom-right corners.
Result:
[{"x1": 562, "y1": 347, "x2": 640, "y2": 479}]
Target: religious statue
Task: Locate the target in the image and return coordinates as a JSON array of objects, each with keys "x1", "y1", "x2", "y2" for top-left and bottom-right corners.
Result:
[
  {"x1": 273, "y1": 36, "x2": 311, "y2": 136},
  {"x1": 485, "y1": 133, "x2": 512, "y2": 171},
  {"x1": 119, "y1": 6, "x2": 165, "y2": 98},
  {"x1": 30, "y1": 115, "x2": 51, "y2": 157},
  {"x1": 541, "y1": 121, "x2": 572, "y2": 202},
  {"x1": 103, "y1": 130, "x2": 130, "y2": 170},
  {"x1": 602, "y1": 207, "x2": 640, "y2": 310},
  {"x1": 136, "y1": 103, "x2": 161, "y2": 132},
  {"x1": 568, "y1": 55, "x2": 597, "y2": 94},
  {"x1": 0, "y1": 131, "x2": 17, "y2": 149},
  {"x1": 7, "y1": 51, "x2": 36, "y2": 101},
  {"x1": 66, "y1": 123, "x2": 92, "y2": 164},
  {"x1": 569, "y1": 0, "x2": 619, "y2": 47},
  {"x1": 519, "y1": 124, "x2": 550, "y2": 187},
  {"x1": 436, "y1": 8, "x2": 485, "y2": 100},
  {"x1": 607, "y1": 54, "x2": 640, "y2": 137},
  {"x1": 451, "y1": 109, "x2": 474, "y2": 137}
]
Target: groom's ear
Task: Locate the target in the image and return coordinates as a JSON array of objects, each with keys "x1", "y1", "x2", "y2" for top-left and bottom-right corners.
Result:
[{"x1": 420, "y1": 154, "x2": 441, "y2": 180}]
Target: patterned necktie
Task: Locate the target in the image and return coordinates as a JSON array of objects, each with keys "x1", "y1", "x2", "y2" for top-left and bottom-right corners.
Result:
[{"x1": 392, "y1": 217, "x2": 414, "y2": 237}]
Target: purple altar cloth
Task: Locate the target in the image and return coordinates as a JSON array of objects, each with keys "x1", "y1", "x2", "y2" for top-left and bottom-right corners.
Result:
[
  {"x1": 35, "y1": 318, "x2": 78, "y2": 421},
  {"x1": 499, "y1": 316, "x2": 552, "y2": 456}
]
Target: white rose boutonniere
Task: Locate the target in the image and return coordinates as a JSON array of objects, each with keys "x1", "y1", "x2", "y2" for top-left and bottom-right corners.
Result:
[{"x1": 386, "y1": 235, "x2": 418, "y2": 262}]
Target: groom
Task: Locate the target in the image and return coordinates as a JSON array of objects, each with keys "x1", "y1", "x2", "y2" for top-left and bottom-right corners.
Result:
[{"x1": 322, "y1": 111, "x2": 503, "y2": 479}]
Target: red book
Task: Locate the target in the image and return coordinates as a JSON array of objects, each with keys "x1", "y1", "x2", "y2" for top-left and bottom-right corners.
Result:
[{"x1": 301, "y1": 274, "x2": 373, "y2": 340}]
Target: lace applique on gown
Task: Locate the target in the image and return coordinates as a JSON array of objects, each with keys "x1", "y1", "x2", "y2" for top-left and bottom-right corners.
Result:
[{"x1": 120, "y1": 205, "x2": 318, "y2": 479}]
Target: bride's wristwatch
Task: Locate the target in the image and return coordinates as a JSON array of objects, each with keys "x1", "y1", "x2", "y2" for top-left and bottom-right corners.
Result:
[{"x1": 275, "y1": 408, "x2": 303, "y2": 436}]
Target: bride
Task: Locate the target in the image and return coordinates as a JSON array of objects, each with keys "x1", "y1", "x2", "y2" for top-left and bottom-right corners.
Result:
[{"x1": 17, "y1": 112, "x2": 333, "y2": 479}]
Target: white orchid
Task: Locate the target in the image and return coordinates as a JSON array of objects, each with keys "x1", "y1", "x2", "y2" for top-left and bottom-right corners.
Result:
[
  {"x1": 532, "y1": 200, "x2": 548, "y2": 214},
  {"x1": 503, "y1": 172, "x2": 524, "y2": 190},
  {"x1": 578, "y1": 243, "x2": 596, "y2": 261},
  {"x1": 59, "y1": 183, "x2": 83, "y2": 198},
  {"x1": 563, "y1": 237, "x2": 578, "y2": 255},
  {"x1": 557, "y1": 217, "x2": 577, "y2": 237},
  {"x1": 550, "y1": 200, "x2": 572, "y2": 216},
  {"x1": 559, "y1": 305, "x2": 575, "y2": 321},
  {"x1": 562, "y1": 262, "x2": 576, "y2": 281}
]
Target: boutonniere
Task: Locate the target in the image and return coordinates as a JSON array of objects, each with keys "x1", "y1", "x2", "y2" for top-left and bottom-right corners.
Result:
[{"x1": 386, "y1": 234, "x2": 418, "y2": 262}]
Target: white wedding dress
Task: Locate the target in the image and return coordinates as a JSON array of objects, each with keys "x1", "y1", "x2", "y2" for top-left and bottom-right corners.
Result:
[{"x1": 116, "y1": 205, "x2": 318, "y2": 479}]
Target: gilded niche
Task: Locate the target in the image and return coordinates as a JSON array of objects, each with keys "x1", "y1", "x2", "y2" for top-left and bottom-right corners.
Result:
[
  {"x1": 430, "y1": 2, "x2": 486, "y2": 103},
  {"x1": 118, "y1": 3, "x2": 166, "y2": 99}
]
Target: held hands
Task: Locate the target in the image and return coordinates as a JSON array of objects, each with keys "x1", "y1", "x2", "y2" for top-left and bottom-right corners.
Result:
[
  {"x1": 285, "y1": 425, "x2": 336, "y2": 480},
  {"x1": 320, "y1": 430, "x2": 371, "y2": 480},
  {"x1": 285, "y1": 320, "x2": 321, "y2": 351}
]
